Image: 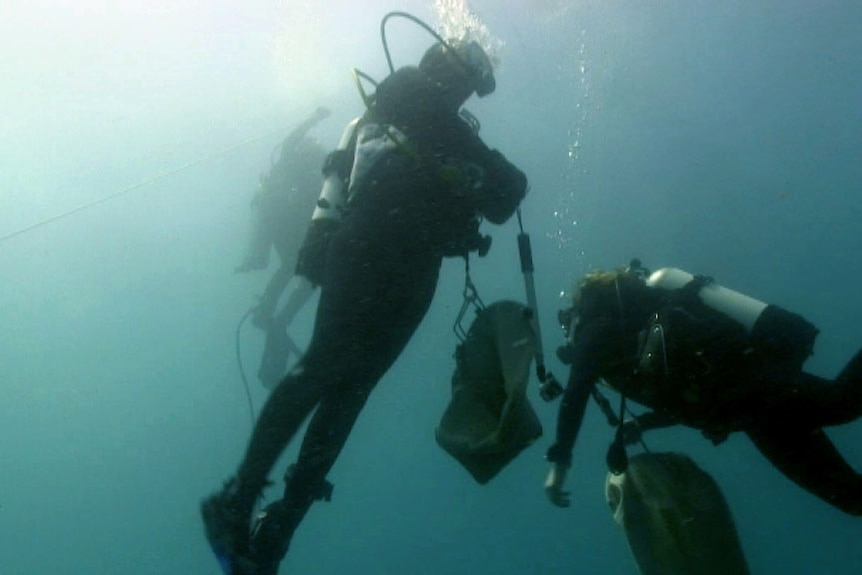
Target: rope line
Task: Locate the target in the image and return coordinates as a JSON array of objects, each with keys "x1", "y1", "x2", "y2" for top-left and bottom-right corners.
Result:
[{"x1": 0, "y1": 126, "x2": 289, "y2": 245}]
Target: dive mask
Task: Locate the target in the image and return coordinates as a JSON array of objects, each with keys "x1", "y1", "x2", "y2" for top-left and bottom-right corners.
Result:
[{"x1": 451, "y1": 40, "x2": 496, "y2": 97}]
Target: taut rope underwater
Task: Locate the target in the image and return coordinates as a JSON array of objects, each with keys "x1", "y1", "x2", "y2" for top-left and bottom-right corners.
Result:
[{"x1": 0, "y1": 125, "x2": 291, "y2": 246}]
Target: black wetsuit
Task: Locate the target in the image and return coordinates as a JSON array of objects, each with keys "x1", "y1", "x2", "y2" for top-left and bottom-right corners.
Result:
[
  {"x1": 234, "y1": 66, "x2": 527, "y2": 570},
  {"x1": 548, "y1": 299, "x2": 862, "y2": 515}
]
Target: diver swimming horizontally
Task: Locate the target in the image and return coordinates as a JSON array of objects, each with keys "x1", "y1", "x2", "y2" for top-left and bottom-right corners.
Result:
[
  {"x1": 202, "y1": 12, "x2": 528, "y2": 575},
  {"x1": 544, "y1": 260, "x2": 862, "y2": 516}
]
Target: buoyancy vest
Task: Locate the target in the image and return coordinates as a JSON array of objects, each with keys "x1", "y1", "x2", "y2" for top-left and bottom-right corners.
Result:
[{"x1": 609, "y1": 269, "x2": 819, "y2": 414}]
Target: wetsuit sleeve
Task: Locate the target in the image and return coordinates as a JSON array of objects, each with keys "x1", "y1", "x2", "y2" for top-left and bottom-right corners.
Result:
[
  {"x1": 546, "y1": 319, "x2": 619, "y2": 466},
  {"x1": 475, "y1": 149, "x2": 527, "y2": 225},
  {"x1": 444, "y1": 120, "x2": 526, "y2": 225},
  {"x1": 280, "y1": 109, "x2": 327, "y2": 156}
]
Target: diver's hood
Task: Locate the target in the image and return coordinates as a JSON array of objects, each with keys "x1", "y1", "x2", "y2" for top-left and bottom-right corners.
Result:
[{"x1": 420, "y1": 40, "x2": 496, "y2": 98}]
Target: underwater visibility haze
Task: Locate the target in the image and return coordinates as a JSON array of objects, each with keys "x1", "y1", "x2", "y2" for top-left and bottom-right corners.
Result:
[{"x1": 1, "y1": 0, "x2": 861, "y2": 573}]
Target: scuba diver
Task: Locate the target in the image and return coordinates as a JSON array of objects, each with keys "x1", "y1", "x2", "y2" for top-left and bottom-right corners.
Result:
[
  {"x1": 543, "y1": 260, "x2": 862, "y2": 516},
  {"x1": 235, "y1": 106, "x2": 331, "y2": 388},
  {"x1": 202, "y1": 13, "x2": 528, "y2": 575}
]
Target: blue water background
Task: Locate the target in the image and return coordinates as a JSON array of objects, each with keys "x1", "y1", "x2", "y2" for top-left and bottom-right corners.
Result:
[{"x1": 1, "y1": 1, "x2": 861, "y2": 573}]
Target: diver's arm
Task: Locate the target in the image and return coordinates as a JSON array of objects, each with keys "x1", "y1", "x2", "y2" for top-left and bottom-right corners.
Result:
[
  {"x1": 544, "y1": 320, "x2": 617, "y2": 507},
  {"x1": 474, "y1": 149, "x2": 528, "y2": 225},
  {"x1": 546, "y1": 321, "x2": 615, "y2": 464},
  {"x1": 452, "y1": 126, "x2": 527, "y2": 225},
  {"x1": 544, "y1": 362, "x2": 591, "y2": 508},
  {"x1": 282, "y1": 107, "x2": 332, "y2": 150},
  {"x1": 547, "y1": 358, "x2": 594, "y2": 466}
]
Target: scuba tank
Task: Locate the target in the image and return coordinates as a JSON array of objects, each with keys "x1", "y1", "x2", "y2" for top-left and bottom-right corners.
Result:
[
  {"x1": 639, "y1": 267, "x2": 767, "y2": 378},
  {"x1": 294, "y1": 118, "x2": 361, "y2": 286},
  {"x1": 311, "y1": 118, "x2": 361, "y2": 223},
  {"x1": 643, "y1": 267, "x2": 818, "y2": 375},
  {"x1": 646, "y1": 268, "x2": 767, "y2": 332}
]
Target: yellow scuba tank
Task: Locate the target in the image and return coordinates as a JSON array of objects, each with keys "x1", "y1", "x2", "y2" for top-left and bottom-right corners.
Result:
[
  {"x1": 645, "y1": 268, "x2": 767, "y2": 332},
  {"x1": 311, "y1": 117, "x2": 361, "y2": 223}
]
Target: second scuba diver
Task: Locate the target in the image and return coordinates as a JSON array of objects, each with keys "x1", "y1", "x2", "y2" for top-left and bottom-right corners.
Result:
[
  {"x1": 544, "y1": 260, "x2": 862, "y2": 516},
  {"x1": 236, "y1": 106, "x2": 332, "y2": 388},
  {"x1": 202, "y1": 17, "x2": 528, "y2": 575}
]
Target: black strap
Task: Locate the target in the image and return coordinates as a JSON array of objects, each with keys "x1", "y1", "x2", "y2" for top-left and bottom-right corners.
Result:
[
  {"x1": 672, "y1": 274, "x2": 714, "y2": 305},
  {"x1": 605, "y1": 395, "x2": 629, "y2": 475},
  {"x1": 591, "y1": 387, "x2": 620, "y2": 426}
]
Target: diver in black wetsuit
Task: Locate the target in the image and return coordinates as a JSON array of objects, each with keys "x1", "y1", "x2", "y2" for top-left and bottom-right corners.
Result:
[
  {"x1": 202, "y1": 36, "x2": 527, "y2": 575},
  {"x1": 543, "y1": 262, "x2": 862, "y2": 516}
]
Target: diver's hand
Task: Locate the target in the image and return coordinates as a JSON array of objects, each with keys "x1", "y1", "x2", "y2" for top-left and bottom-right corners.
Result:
[
  {"x1": 544, "y1": 463, "x2": 571, "y2": 508},
  {"x1": 314, "y1": 106, "x2": 331, "y2": 120}
]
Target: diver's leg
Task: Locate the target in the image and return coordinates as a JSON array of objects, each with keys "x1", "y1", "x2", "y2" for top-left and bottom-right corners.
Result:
[
  {"x1": 273, "y1": 276, "x2": 316, "y2": 327},
  {"x1": 837, "y1": 348, "x2": 862, "y2": 383},
  {"x1": 746, "y1": 426, "x2": 862, "y2": 515},
  {"x1": 200, "y1": 360, "x2": 326, "y2": 574},
  {"x1": 248, "y1": 371, "x2": 379, "y2": 573},
  {"x1": 247, "y1": 237, "x2": 440, "y2": 571},
  {"x1": 756, "y1": 348, "x2": 862, "y2": 429},
  {"x1": 287, "y1": 291, "x2": 430, "y2": 486},
  {"x1": 254, "y1": 265, "x2": 293, "y2": 329},
  {"x1": 806, "y1": 348, "x2": 862, "y2": 425},
  {"x1": 256, "y1": 255, "x2": 312, "y2": 388},
  {"x1": 256, "y1": 276, "x2": 312, "y2": 389},
  {"x1": 201, "y1": 261, "x2": 354, "y2": 572},
  {"x1": 236, "y1": 192, "x2": 273, "y2": 273},
  {"x1": 237, "y1": 254, "x2": 402, "y2": 495},
  {"x1": 256, "y1": 320, "x2": 297, "y2": 390},
  {"x1": 830, "y1": 347, "x2": 862, "y2": 422}
]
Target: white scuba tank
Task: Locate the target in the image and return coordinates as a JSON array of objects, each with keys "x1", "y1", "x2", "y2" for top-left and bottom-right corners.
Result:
[
  {"x1": 646, "y1": 268, "x2": 767, "y2": 332},
  {"x1": 310, "y1": 117, "x2": 361, "y2": 223}
]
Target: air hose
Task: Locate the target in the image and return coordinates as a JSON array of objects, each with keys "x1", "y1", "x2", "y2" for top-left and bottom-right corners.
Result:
[{"x1": 235, "y1": 307, "x2": 257, "y2": 428}]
